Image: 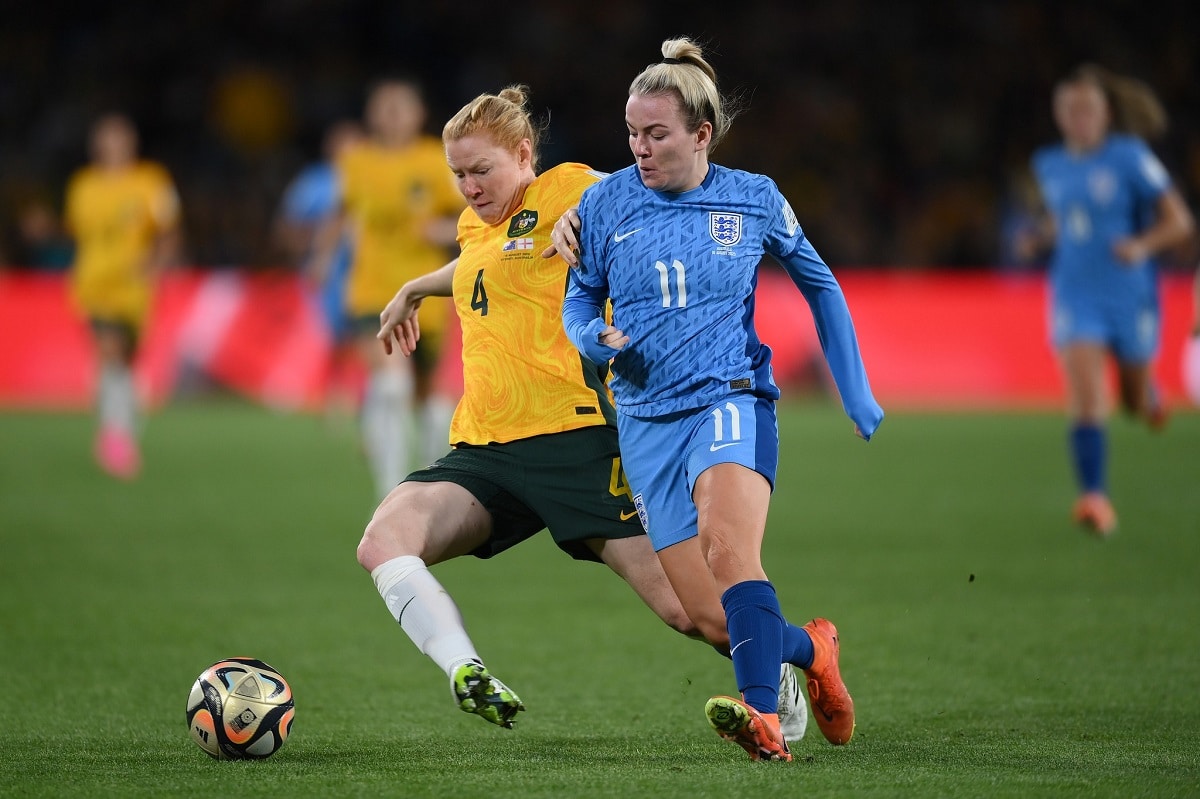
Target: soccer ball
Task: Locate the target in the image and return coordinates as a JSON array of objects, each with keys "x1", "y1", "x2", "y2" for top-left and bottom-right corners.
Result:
[{"x1": 186, "y1": 657, "x2": 295, "y2": 759}]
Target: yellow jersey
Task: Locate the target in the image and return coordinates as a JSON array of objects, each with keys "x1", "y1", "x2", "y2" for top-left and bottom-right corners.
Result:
[
  {"x1": 338, "y1": 137, "x2": 464, "y2": 330},
  {"x1": 450, "y1": 162, "x2": 614, "y2": 446},
  {"x1": 64, "y1": 161, "x2": 179, "y2": 325}
]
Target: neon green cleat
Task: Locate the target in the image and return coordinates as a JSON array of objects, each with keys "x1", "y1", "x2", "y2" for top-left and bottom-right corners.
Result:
[{"x1": 451, "y1": 662, "x2": 525, "y2": 729}]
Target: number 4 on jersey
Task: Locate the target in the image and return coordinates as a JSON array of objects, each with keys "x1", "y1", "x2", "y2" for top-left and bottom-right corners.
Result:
[{"x1": 471, "y1": 269, "x2": 489, "y2": 316}]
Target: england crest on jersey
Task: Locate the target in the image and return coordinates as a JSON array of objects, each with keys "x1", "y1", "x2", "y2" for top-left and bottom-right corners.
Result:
[{"x1": 709, "y1": 212, "x2": 742, "y2": 246}]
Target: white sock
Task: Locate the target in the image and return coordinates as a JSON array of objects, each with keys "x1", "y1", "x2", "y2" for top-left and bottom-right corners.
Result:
[
  {"x1": 362, "y1": 369, "x2": 413, "y2": 499},
  {"x1": 371, "y1": 555, "x2": 481, "y2": 677},
  {"x1": 98, "y1": 364, "x2": 138, "y2": 435},
  {"x1": 419, "y1": 395, "x2": 456, "y2": 465},
  {"x1": 1184, "y1": 334, "x2": 1200, "y2": 407}
]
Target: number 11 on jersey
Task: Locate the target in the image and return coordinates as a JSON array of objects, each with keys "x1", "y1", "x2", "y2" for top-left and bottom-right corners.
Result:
[{"x1": 654, "y1": 260, "x2": 687, "y2": 307}]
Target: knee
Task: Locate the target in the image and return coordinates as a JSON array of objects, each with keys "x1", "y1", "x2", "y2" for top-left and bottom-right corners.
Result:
[
  {"x1": 357, "y1": 505, "x2": 410, "y2": 573},
  {"x1": 702, "y1": 534, "x2": 750, "y2": 587},
  {"x1": 355, "y1": 516, "x2": 384, "y2": 573}
]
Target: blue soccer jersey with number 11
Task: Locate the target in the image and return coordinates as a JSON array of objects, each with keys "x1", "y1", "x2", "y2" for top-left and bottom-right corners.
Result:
[{"x1": 564, "y1": 163, "x2": 881, "y2": 437}]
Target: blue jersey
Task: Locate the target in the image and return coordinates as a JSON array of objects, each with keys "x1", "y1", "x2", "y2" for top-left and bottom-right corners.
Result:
[
  {"x1": 280, "y1": 161, "x2": 353, "y2": 335},
  {"x1": 563, "y1": 163, "x2": 881, "y2": 438},
  {"x1": 282, "y1": 162, "x2": 341, "y2": 223},
  {"x1": 1031, "y1": 134, "x2": 1170, "y2": 310}
]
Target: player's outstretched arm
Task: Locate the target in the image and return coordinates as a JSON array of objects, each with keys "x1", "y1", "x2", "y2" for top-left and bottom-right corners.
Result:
[
  {"x1": 541, "y1": 207, "x2": 582, "y2": 265},
  {"x1": 779, "y1": 239, "x2": 883, "y2": 440},
  {"x1": 378, "y1": 258, "x2": 458, "y2": 356}
]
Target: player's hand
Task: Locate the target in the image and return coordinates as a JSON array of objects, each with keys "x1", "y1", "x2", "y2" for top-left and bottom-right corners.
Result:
[
  {"x1": 541, "y1": 207, "x2": 582, "y2": 266},
  {"x1": 597, "y1": 324, "x2": 629, "y2": 352},
  {"x1": 851, "y1": 401, "x2": 885, "y2": 441},
  {"x1": 1011, "y1": 228, "x2": 1041, "y2": 262},
  {"x1": 575, "y1": 318, "x2": 627, "y2": 364},
  {"x1": 377, "y1": 286, "x2": 423, "y2": 356},
  {"x1": 1113, "y1": 237, "x2": 1149, "y2": 265}
]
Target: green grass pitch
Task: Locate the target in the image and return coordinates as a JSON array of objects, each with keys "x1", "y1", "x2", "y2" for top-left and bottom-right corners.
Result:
[{"x1": 1, "y1": 401, "x2": 1197, "y2": 797}]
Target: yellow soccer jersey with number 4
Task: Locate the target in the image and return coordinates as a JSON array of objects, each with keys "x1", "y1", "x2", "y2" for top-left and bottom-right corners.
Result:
[
  {"x1": 450, "y1": 162, "x2": 614, "y2": 446},
  {"x1": 338, "y1": 138, "x2": 464, "y2": 331},
  {"x1": 64, "y1": 161, "x2": 179, "y2": 325}
]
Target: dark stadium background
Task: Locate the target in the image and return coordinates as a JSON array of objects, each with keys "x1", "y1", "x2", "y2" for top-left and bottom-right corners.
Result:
[{"x1": 2, "y1": 0, "x2": 1197, "y2": 271}]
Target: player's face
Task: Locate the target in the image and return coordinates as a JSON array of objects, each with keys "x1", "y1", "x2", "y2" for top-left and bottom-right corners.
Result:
[
  {"x1": 91, "y1": 117, "x2": 137, "y2": 168},
  {"x1": 368, "y1": 84, "x2": 425, "y2": 145},
  {"x1": 626, "y1": 92, "x2": 712, "y2": 193},
  {"x1": 446, "y1": 133, "x2": 534, "y2": 225},
  {"x1": 1053, "y1": 81, "x2": 1109, "y2": 151}
]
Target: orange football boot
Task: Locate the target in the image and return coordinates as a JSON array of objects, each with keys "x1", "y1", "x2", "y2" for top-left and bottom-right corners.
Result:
[
  {"x1": 802, "y1": 618, "x2": 855, "y2": 745},
  {"x1": 704, "y1": 695, "x2": 791, "y2": 762},
  {"x1": 1072, "y1": 492, "x2": 1118, "y2": 537}
]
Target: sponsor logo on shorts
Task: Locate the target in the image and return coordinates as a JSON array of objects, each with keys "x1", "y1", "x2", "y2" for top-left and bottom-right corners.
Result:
[{"x1": 633, "y1": 493, "x2": 649, "y2": 533}]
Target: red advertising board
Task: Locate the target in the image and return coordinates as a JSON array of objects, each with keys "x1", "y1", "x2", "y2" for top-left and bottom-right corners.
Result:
[{"x1": 0, "y1": 269, "x2": 1194, "y2": 411}]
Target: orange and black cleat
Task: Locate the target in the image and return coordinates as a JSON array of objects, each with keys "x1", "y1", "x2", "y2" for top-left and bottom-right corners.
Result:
[
  {"x1": 802, "y1": 618, "x2": 855, "y2": 745},
  {"x1": 704, "y1": 695, "x2": 792, "y2": 762},
  {"x1": 1072, "y1": 492, "x2": 1118, "y2": 538}
]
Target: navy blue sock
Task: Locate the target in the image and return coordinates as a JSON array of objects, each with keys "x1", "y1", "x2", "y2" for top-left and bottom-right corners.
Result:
[
  {"x1": 1070, "y1": 424, "x2": 1106, "y2": 493},
  {"x1": 782, "y1": 623, "x2": 815, "y2": 670},
  {"x1": 721, "y1": 580, "x2": 784, "y2": 715}
]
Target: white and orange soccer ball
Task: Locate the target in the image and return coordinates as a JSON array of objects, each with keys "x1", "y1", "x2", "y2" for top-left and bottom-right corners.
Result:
[{"x1": 186, "y1": 657, "x2": 294, "y2": 760}]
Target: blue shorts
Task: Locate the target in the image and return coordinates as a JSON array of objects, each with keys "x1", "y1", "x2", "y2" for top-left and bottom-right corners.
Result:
[
  {"x1": 1050, "y1": 300, "x2": 1159, "y2": 363},
  {"x1": 616, "y1": 395, "x2": 779, "y2": 552}
]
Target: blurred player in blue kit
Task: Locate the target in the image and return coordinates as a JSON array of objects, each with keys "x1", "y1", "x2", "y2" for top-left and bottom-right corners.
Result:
[
  {"x1": 548, "y1": 38, "x2": 883, "y2": 762},
  {"x1": 276, "y1": 119, "x2": 363, "y2": 341},
  {"x1": 274, "y1": 120, "x2": 364, "y2": 416},
  {"x1": 1022, "y1": 64, "x2": 1194, "y2": 536}
]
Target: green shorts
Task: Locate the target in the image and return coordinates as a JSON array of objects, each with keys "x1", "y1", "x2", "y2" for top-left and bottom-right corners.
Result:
[
  {"x1": 349, "y1": 314, "x2": 439, "y2": 376},
  {"x1": 404, "y1": 425, "x2": 643, "y2": 562},
  {"x1": 89, "y1": 318, "x2": 140, "y2": 359}
]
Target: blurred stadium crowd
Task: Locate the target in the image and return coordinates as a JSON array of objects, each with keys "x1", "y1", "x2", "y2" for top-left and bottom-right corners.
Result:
[{"x1": 2, "y1": 0, "x2": 1197, "y2": 270}]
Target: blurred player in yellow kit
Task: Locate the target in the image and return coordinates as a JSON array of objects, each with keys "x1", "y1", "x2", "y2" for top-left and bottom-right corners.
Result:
[
  {"x1": 319, "y1": 78, "x2": 464, "y2": 499},
  {"x1": 64, "y1": 113, "x2": 180, "y2": 479}
]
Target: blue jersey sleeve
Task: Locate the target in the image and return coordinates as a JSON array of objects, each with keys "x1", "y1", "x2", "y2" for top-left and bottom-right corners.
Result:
[
  {"x1": 562, "y1": 185, "x2": 622, "y2": 364},
  {"x1": 562, "y1": 270, "x2": 621, "y2": 365},
  {"x1": 571, "y1": 185, "x2": 609, "y2": 288},
  {"x1": 767, "y1": 190, "x2": 883, "y2": 439},
  {"x1": 1123, "y1": 138, "x2": 1171, "y2": 206}
]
